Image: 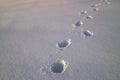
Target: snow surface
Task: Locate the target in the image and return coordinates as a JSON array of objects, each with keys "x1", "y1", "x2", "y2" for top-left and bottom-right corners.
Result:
[{"x1": 0, "y1": 0, "x2": 120, "y2": 80}]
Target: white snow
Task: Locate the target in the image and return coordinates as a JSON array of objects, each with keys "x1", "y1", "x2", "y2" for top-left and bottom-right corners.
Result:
[{"x1": 0, "y1": 0, "x2": 120, "y2": 80}]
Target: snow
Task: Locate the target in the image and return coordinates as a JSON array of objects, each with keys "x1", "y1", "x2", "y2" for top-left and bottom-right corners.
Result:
[{"x1": 0, "y1": 0, "x2": 120, "y2": 80}]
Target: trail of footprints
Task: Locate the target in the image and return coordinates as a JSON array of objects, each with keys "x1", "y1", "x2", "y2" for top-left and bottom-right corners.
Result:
[{"x1": 40, "y1": 0, "x2": 111, "y2": 74}]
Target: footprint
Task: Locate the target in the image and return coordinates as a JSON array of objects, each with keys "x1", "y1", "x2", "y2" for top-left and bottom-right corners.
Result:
[{"x1": 51, "y1": 59, "x2": 69, "y2": 74}]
